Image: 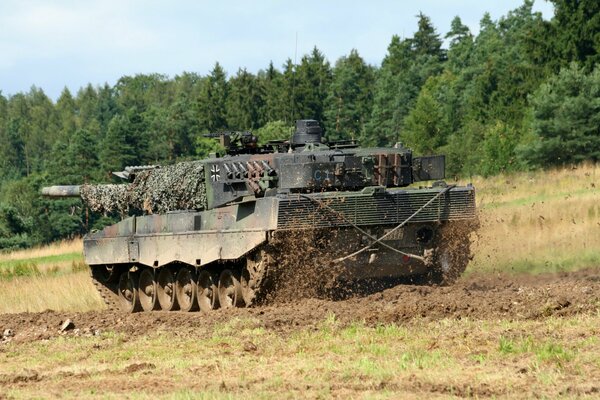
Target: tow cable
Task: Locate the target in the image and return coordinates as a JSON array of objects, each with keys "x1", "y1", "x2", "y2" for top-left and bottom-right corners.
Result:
[{"x1": 299, "y1": 184, "x2": 455, "y2": 264}]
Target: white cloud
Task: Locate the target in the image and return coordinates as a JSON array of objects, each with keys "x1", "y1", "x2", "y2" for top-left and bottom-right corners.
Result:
[
  {"x1": 0, "y1": 0, "x2": 556, "y2": 99},
  {"x1": 0, "y1": 0, "x2": 160, "y2": 68}
]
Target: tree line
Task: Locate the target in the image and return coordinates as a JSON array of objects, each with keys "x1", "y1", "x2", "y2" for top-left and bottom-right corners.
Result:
[{"x1": 0, "y1": 0, "x2": 599, "y2": 249}]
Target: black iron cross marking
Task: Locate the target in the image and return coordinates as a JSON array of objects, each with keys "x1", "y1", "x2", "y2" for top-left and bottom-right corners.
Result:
[{"x1": 210, "y1": 165, "x2": 221, "y2": 182}]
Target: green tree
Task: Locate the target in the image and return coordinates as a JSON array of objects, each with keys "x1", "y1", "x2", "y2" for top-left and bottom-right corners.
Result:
[
  {"x1": 1, "y1": 117, "x2": 27, "y2": 179},
  {"x1": 260, "y1": 62, "x2": 287, "y2": 122},
  {"x1": 75, "y1": 84, "x2": 100, "y2": 130},
  {"x1": 366, "y1": 13, "x2": 445, "y2": 146},
  {"x1": 96, "y1": 84, "x2": 119, "y2": 132},
  {"x1": 324, "y1": 49, "x2": 374, "y2": 141},
  {"x1": 293, "y1": 47, "x2": 332, "y2": 125},
  {"x1": 255, "y1": 120, "x2": 293, "y2": 144},
  {"x1": 197, "y1": 63, "x2": 229, "y2": 132},
  {"x1": 446, "y1": 16, "x2": 474, "y2": 70},
  {"x1": 403, "y1": 73, "x2": 455, "y2": 154},
  {"x1": 525, "y1": 63, "x2": 600, "y2": 166},
  {"x1": 550, "y1": 0, "x2": 600, "y2": 69},
  {"x1": 55, "y1": 87, "x2": 77, "y2": 141},
  {"x1": 67, "y1": 128, "x2": 100, "y2": 182},
  {"x1": 226, "y1": 68, "x2": 265, "y2": 130},
  {"x1": 479, "y1": 121, "x2": 521, "y2": 176},
  {"x1": 365, "y1": 37, "x2": 411, "y2": 146},
  {"x1": 100, "y1": 114, "x2": 139, "y2": 174}
]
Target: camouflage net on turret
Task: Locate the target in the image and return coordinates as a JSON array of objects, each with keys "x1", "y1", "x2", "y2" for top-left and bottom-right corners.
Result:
[
  {"x1": 80, "y1": 184, "x2": 129, "y2": 214},
  {"x1": 80, "y1": 161, "x2": 206, "y2": 214}
]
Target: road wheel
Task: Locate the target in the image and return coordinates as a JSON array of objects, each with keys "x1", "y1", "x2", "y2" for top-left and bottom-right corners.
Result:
[
  {"x1": 218, "y1": 269, "x2": 242, "y2": 309},
  {"x1": 138, "y1": 269, "x2": 159, "y2": 312},
  {"x1": 157, "y1": 268, "x2": 179, "y2": 311},
  {"x1": 176, "y1": 267, "x2": 198, "y2": 312},
  {"x1": 118, "y1": 271, "x2": 141, "y2": 313},
  {"x1": 197, "y1": 270, "x2": 218, "y2": 312},
  {"x1": 427, "y1": 224, "x2": 471, "y2": 285},
  {"x1": 241, "y1": 249, "x2": 272, "y2": 306}
]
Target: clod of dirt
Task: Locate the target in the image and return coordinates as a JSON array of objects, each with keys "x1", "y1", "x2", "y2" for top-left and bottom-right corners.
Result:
[
  {"x1": 0, "y1": 370, "x2": 41, "y2": 384},
  {"x1": 243, "y1": 341, "x2": 258, "y2": 352},
  {"x1": 59, "y1": 319, "x2": 75, "y2": 332},
  {"x1": 123, "y1": 362, "x2": 156, "y2": 373}
]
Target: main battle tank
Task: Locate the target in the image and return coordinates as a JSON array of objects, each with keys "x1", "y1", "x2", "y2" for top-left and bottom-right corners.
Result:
[{"x1": 42, "y1": 120, "x2": 477, "y2": 312}]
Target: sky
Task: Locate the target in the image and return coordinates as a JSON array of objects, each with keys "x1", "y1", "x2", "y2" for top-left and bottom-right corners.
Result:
[{"x1": 0, "y1": 0, "x2": 554, "y2": 101}]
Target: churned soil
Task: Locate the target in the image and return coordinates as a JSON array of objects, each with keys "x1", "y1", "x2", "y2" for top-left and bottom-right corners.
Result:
[{"x1": 1, "y1": 268, "x2": 598, "y2": 343}]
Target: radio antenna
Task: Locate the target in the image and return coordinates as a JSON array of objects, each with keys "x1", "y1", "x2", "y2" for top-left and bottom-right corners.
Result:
[{"x1": 290, "y1": 32, "x2": 298, "y2": 129}]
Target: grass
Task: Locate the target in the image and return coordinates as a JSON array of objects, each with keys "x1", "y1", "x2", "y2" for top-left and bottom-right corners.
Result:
[
  {"x1": 0, "y1": 238, "x2": 82, "y2": 261},
  {"x1": 1, "y1": 314, "x2": 599, "y2": 398},
  {"x1": 462, "y1": 163, "x2": 600, "y2": 275},
  {"x1": 0, "y1": 238, "x2": 84, "y2": 278},
  {"x1": 0, "y1": 271, "x2": 104, "y2": 313},
  {"x1": 0, "y1": 165, "x2": 599, "y2": 397}
]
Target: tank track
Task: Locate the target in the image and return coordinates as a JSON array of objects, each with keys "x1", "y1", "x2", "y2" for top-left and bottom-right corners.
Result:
[
  {"x1": 90, "y1": 266, "x2": 121, "y2": 312},
  {"x1": 243, "y1": 247, "x2": 274, "y2": 306}
]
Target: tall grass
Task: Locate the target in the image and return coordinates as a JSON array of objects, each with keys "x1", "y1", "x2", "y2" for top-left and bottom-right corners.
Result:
[
  {"x1": 0, "y1": 238, "x2": 101, "y2": 313},
  {"x1": 0, "y1": 239, "x2": 84, "y2": 274},
  {"x1": 466, "y1": 163, "x2": 600, "y2": 274},
  {"x1": 0, "y1": 238, "x2": 82, "y2": 261},
  {"x1": 0, "y1": 271, "x2": 104, "y2": 313}
]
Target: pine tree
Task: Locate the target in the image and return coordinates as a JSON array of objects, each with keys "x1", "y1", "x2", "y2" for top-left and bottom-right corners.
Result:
[
  {"x1": 260, "y1": 62, "x2": 286, "y2": 122},
  {"x1": 75, "y1": 84, "x2": 99, "y2": 129},
  {"x1": 550, "y1": 0, "x2": 600, "y2": 69},
  {"x1": 97, "y1": 84, "x2": 119, "y2": 133},
  {"x1": 446, "y1": 16, "x2": 473, "y2": 70},
  {"x1": 226, "y1": 68, "x2": 265, "y2": 130},
  {"x1": 197, "y1": 63, "x2": 229, "y2": 132},
  {"x1": 294, "y1": 47, "x2": 332, "y2": 126},
  {"x1": 366, "y1": 14, "x2": 446, "y2": 146},
  {"x1": 324, "y1": 50, "x2": 374, "y2": 140},
  {"x1": 100, "y1": 114, "x2": 138, "y2": 174},
  {"x1": 403, "y1": 73, "x2": 454, "y2": 154},
  {"x1": 526, "y1": 63, "x2": 600, "y2": 166},
  {"x1": 55, "y1": 87, "x2": 77, "y2": 141}
]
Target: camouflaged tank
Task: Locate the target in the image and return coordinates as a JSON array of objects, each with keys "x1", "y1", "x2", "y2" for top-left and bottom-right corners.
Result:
[{"x1": 42, "y1": 120, "x2": 477, "y2": 312}]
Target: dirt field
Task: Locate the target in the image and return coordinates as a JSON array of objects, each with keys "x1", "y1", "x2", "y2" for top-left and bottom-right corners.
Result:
[
  {"x1": 1, "y1": 269, "x2": 599, "y2": 399},
  {"x1": 1, "y1": 165, "x2": 599, "y2": 398}
]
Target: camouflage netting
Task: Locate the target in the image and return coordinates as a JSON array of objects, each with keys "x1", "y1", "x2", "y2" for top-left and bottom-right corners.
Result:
[
  {"x1": 80, "y1": 161, "x2": 206, "y2": 215},
  {"x1": 80, "y1": 184, "x2": 129, "y2": 214}
]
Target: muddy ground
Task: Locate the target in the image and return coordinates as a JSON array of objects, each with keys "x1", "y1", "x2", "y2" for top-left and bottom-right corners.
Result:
[{"x1": 1, "y1": 269, "x2": 598, "y2": 343}]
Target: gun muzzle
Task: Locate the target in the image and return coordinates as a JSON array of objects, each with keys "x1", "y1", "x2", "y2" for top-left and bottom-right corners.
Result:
[{"x1": 41, "y1": 185, "x2": 81, "y2": 197}]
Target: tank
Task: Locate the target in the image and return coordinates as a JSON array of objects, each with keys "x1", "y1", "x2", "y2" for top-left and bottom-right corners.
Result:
[{"x1": 42, "y1": 120, "x2": 477, "y2": 312}]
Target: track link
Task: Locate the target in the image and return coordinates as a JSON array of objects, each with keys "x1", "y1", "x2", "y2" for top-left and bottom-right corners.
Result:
[{"x1": 90, "y1": 266, "x2": 121, "y2": 312}]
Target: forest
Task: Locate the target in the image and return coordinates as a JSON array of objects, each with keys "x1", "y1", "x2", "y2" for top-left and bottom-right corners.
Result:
[{"x1": 0, "y1": 0, "x2": 599, "y2": 250}]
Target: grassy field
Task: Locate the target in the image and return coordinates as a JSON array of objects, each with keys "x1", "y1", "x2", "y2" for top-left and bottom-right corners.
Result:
[
  {"x1": 2, "y1": 315, "x2": 599, "y2": 398},
  {"x1": 0, "y1": 239, "x2": 97, "y2": 313},
  {"x1": 0, "y1": 165, "x2": 599, "y2": 398},
  {"x1": 469, "y1": 163, "x2": 600, "y2": 275}
]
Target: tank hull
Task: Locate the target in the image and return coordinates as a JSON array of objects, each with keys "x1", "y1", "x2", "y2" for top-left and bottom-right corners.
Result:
[{"x1": 85, "y1": 185, "x2": 476, "y2": 311}]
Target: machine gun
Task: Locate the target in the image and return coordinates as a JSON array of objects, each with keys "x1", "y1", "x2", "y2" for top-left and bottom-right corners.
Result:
[{"x1": 203, "y1": 131, "x2": 260, "y2": 155}]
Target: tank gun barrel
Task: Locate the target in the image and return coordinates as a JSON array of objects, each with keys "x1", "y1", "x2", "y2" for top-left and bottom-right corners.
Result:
[{"x1": 41, "y1": 185, "x2": 81, "y2": 197}]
